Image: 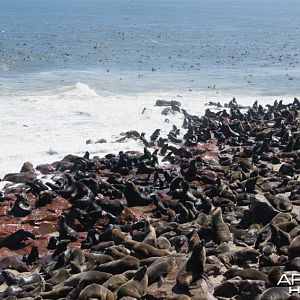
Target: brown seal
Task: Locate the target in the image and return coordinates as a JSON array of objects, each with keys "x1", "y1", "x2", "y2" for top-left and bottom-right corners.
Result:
[
  {"x1": 219, "y1": 248, "x2": 260, "y2": 268},
  {"x1": 63, "y1": 271, "x2": 112, "y2": 288},
  {"x1": 224, "y1": 268, "x2": 268, "y2": 281},
  {"x1": 95, "y1": 255, "x2": 140, "y2": 274},
  {"x1": 45, "y1": 269, "x2": 71, "y2": 290},
  {"x1": 288, "y1": 235, "x2": 300, "y2": 259},
  {"x1": 211, "y1": 207, "x2": 232, "y2": 244},
  {"x1": 117, "y1": 266, "x2": 148, "y2": 298},
  {"x1": 176, "y1": 241, "x2": 206, "y2": 289},
  {"x1": 40, "y1": 286, "x2": 73, "y2": 299},
  {"x1": 123, "y1": 240, "x2": 171, "y2": 258},
  {"x1": 102, "y1": 271, "x2": 134, "y2": 292},
  {"x1": 260, "y1": 287, "x2": 290, "y2": 300},
  {"x1": 147, "y1": 257, "x2": 176, "y2": 285},
  {"x1": 78, "y1": 283, "x2": 116, "y2": 300}
]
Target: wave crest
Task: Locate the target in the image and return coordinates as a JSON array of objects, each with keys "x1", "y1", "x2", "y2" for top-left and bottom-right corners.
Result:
[{"x1": 55, "y1": 82, "x2": 99, "y2": 97}]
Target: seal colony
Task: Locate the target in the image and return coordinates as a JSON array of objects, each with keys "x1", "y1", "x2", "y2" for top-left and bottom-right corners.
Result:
[{"x1": 1, "y1": 98, "x2": 300, "y2": 299}]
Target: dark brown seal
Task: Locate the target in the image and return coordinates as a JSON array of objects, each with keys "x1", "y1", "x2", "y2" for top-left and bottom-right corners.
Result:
[{"x1": 176, "y1": 241, "x2": 206, "y2": 289}]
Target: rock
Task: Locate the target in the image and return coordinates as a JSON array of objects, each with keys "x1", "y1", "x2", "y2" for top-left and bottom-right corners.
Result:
[
  {"x1": 161, "y1": 107, "x2": 173, "y2": 115},
  {"x1": 95, "y1": 139, "x2": 107, "y2": 144},
  {"x1": 53, "y1": 154, "x2": 78, "y2": 171},
  {"x1": 20, "y1": 162, "x2": 35, "y2": 173},
  {"x1": 155, "y1": 100, "x2": 181, "y2": 107},
  {"x1": 3, "y1": 171, "x2": 36, "y2": 184},
  {"x1": 86, "y1": 139, "x2": 94, "y2": 144},
  {"x1": 36, "y1": 163, "x2": 55, "y2": 175},
  {"x1": 248, "y1": 193, "x2": 280, "y2": 225}
]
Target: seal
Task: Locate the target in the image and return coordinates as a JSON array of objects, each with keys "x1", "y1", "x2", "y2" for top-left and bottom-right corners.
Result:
[
  {"x1": 23, "y1": 245, "x2": 39, "y2": 265},
  {"x1": 104, "y1": 246, "x2": 128, "y2": 259},
  {"x1": 260, "y1": 287, "x2": 290, "y2": 300},
  {"x1": 211, "y1": 207, "x2": 232, "y2": 244},
  {"x1": 57, "y1": 215, "x2": 77, "y2": 241},
  {"x1": 123, "y1": 181, "x2": 153, "y2": 207},
  {"x1": 117, "y1": 266, "x2": 148, "y2": 298},
  {"x1": 176, "y1": 241, "x2": 206, "y2": 289},
  {"x1": 123, "y1": 240, "x2": 171, "y2": 259},
  {"x1": 35, "y1": 190, "x2": 57, "y2": 207},
  {"x1": 84, "y1": 253, "x2": 114, "y2": 265},
  {"x1": 63, "y1": 271, "x2": 112, "y2": 288},
  {"x1": 69, "y1": 248, "x2": 85, "y2": 267},
  {"x1": 0, "y1": 229, "x2": 35, "y2": 250},
  {"x1": 8, "y1": 193, "x2": 32, "y2": 217},
  {"x1": 45, "y1": 269, "x2": 71, "y2": 290},
  {"x1": 95, "y1": 255, "x2": 140, "y2": 274},
  {"x1": 269, "y1": 222, "x2": 291, "y2": 250},
  {"x1": 102, "y1": 272, "x2": 134, "y2": 292},
  {"x1": 147, "y1": 256, "x2": 176, "y2": 285},
  {"x1": 267, "y1": 266, "x2": 284, "y2": 286},
  {"x1": 224, "y1": 268, "x2": 268, "y2": 281},
  {"x1": 219, "y1": 248, "x2": 260, "y2": 268},
  {"x1": 288, "y1": 235, "x2": 300, "y2": 259},
  {"x1": 40, "y1": 286, "x2": 74, "y2": 299},
  {"x1": 79, "y1": 283, "x2": 116, "y2": 300},
  {"x1": 130, "y1": 219, "x2": 157, "y2": 244}
]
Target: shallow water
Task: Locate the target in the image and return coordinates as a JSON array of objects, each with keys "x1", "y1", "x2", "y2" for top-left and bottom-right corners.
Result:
[{"x1": 0, "y1": 0, "x2": 300, "y2": 176}]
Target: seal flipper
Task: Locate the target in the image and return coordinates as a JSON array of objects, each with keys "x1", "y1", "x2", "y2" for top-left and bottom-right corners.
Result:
[
  {"x1": 2, "y1": 270, "x2": 20, "y2": 286},
  {"x1": 157, "y1": 275, "x2": 164, "y2": 288}
]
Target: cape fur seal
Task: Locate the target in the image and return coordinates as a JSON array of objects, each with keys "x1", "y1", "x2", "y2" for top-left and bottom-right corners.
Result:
[
  {"x1": 211, "y1": 207, "x2": 232, "y2": 244},
  {"x1": 176, "y1": 241, "x2": 206, "y2": 289},
  {"x1": 117, "y1": 266, "x2": 148, "y2": 298},
  {"x1": 78, "y1": 283, "x2": 116, "y2": 300}
]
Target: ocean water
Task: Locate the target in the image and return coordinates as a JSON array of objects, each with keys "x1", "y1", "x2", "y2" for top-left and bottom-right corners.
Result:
[{"x1": 0, "y1": 0, "x2": 300, "y2": 177}]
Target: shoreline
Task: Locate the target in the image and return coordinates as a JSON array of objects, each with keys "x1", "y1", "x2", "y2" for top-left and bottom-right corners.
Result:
[
  {"x1": 1, "y1": 89, "x2": 298, "y2": 179},
  {"x1": 0, "y1": 98, "x2": 300, "y2": 298}
]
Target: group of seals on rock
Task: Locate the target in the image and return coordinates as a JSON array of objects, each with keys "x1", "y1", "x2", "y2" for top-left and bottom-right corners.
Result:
[{"x1": 1, "y1": 98, "x2": 300, "y2": 299}]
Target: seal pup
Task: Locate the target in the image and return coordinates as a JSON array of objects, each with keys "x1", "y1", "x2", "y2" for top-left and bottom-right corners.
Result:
[
  {"x1": 130, "y1": 219, "x2": 156, "y2": 244},
  {"x1": 23, "y1": 245, "x2": 39, "y2": 265},
  {"x1": 36, "y1": 190, "x2": 57, "y2": 207},
  {"x1": 57, "y1": 215, "x2": 78, "y2": 241},
  {"x1": 117, "y1": 265, "x2": 148, "y2": 298},
  {"x1": 8, "y1": 193, "x2": 32, "y2": 217},
  {"x1": 176, "y1": 240, "x2": 206, "y2": 289}
]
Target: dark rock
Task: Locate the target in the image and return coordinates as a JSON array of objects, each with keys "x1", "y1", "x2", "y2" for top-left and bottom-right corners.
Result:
[
  {"x1": 20, "y1": 162, "x2": 35, "y2": 173},
  {"x1": 3, "y1": 171, "x2": 36, "y2": 183},
  {"x1": 279, "y1": 163, "x2": 294, "y2": 176},
  {"x1": 36, "y1": 163, "x2": 55, "y2": 174},
  {"x1": 95, "y1": 139, "x2": 107, "y2": 144}
]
